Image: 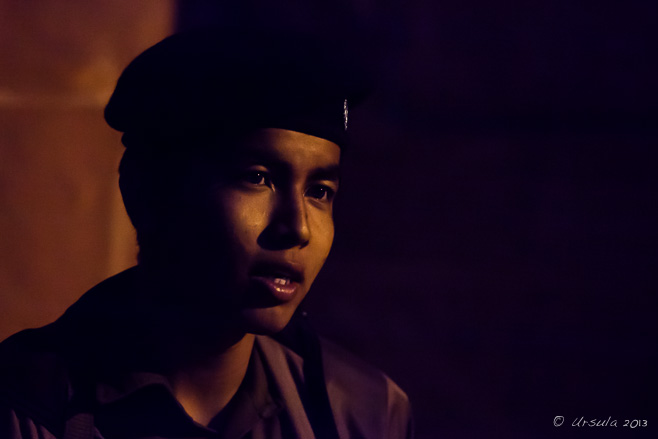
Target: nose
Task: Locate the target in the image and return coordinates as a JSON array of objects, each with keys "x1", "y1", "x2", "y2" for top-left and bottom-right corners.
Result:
[{"x1": 258, "y1": 191, "x2": 310, "y2": 250}]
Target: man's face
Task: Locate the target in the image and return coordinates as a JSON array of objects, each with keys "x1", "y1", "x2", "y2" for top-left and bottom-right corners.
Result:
[{"x1": 169, "y1": 128, "x2": 340, "y2": 335}]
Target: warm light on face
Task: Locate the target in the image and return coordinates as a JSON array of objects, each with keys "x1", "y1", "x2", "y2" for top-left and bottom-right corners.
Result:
[{"x1": 169, "y1": 128, "x2": 341, "y2": 335}]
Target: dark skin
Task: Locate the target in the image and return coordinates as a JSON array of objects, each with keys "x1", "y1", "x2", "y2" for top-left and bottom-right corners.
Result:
[{"x1": 139, "y1": 128, "x2": 341, "y2": 425}]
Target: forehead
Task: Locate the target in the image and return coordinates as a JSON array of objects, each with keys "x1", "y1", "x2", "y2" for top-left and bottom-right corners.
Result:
[{"x1": 223, "y1": 128, "x2": 341, "y2": 170}]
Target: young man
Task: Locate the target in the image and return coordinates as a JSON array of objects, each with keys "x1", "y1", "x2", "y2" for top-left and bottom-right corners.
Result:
[{"x1": 0, "y1": 28, "x2": 412, "y2": 439}]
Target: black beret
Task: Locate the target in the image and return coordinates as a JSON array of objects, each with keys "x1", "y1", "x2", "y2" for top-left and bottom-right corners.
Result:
[{"x1": 104, "y1": 28, "x2": 372, "y2": 150}]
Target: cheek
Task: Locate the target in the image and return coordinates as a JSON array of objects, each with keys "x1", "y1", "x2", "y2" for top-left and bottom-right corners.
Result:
[
  {"x1": 213, "y1": 192, "x2": 269, "y2": 252},
  {"x1": 308, "y1": 214, "x2": 335, "y2": 275}
]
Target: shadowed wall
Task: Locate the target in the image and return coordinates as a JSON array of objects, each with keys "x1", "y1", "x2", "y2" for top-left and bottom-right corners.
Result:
[{"x1": 0, "y1": 1, "x2": 174, "y2": 339}]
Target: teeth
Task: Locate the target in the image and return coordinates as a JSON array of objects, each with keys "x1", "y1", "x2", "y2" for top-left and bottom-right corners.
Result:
[{"x1": 274, "y1": 277, "x2": 290, "y2": 285}]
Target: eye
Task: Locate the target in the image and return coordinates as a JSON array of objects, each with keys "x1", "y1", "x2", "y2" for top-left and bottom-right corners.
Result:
[
  {"x1": 242, "y1": 170, "x2": 271, "y2": 187},
  {"x1": 306, "y1": 184, "x2": 336, "y2": 201}
]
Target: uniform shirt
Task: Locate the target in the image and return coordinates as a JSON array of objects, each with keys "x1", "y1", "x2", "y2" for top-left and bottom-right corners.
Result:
[{"x1": 0, "y1": 270, "x2": 413, "y2": 439}]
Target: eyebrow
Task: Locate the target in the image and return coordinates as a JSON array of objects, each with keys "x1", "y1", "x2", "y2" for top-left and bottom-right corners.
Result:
[
  {"x1": 309, "y1": 164, "x2": 341, "y2": 183},
  {"x1": 230, "y1": 148, "x2": 341, "y2": 183}
]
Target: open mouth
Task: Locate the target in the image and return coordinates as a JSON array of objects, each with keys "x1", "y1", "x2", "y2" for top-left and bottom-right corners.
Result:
[
  {"x1": 250, "y1": 260, "x2": 304, "y2": 284},
  {"x1": 249, "y1": 261, "x2": 304, "y2": 302},
  {"x1": 273, "y1": 277, "x2": 291, "y2": 285},
  {"x1": 251, "y1": 275, "x2": 298, "y2": 302}
]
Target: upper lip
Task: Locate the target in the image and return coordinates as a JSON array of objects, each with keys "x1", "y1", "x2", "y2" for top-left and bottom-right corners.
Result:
[{"x1": 249, "y1": 259, "x2": 304, "y2": 283}]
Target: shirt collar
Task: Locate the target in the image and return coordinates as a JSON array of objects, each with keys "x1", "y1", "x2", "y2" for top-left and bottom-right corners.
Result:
[
  {"x1": 94, "y1": 342, "x2": 281, "y2": 439},
  {"x1": 208, "y1": 345, "x2": 281, "y2": 438}
]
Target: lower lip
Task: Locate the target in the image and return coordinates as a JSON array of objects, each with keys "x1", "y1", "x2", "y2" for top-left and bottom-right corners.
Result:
[{"x1": 251, "y1": 276, "x2": 299, "y2": 302}]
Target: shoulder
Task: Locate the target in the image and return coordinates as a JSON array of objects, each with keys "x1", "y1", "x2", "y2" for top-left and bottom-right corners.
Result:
[
  {"x1": 0, "y1": 269, "x2": 139, "y2": 438},
  {"x1": 0, "y1": 326, "x2": 70, "y2": 438},
  {"x1": 319, "y1": 338, "x2": 414, "y2": 439},
  {"x1": 256, "y1": 335, "x2": 413, "y2": 439}
]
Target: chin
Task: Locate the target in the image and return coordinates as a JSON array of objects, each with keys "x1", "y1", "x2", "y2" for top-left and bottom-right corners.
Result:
[{"x1": 239, "y1": 306, "x2": 296, "y2": 335}]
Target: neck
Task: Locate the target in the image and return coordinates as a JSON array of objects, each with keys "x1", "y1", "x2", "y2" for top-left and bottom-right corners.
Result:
[
  {"x1": 132, "y1": 264, "x2": 255, "y2": 426},
  {"x1": 168, "y1": 333, "x2": 255, "y2": 426}
]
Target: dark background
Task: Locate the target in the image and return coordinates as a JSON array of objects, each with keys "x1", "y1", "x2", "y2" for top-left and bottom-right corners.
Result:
[{"x1": 178, "y1": 1, "x2": 657, "y2": 438}]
